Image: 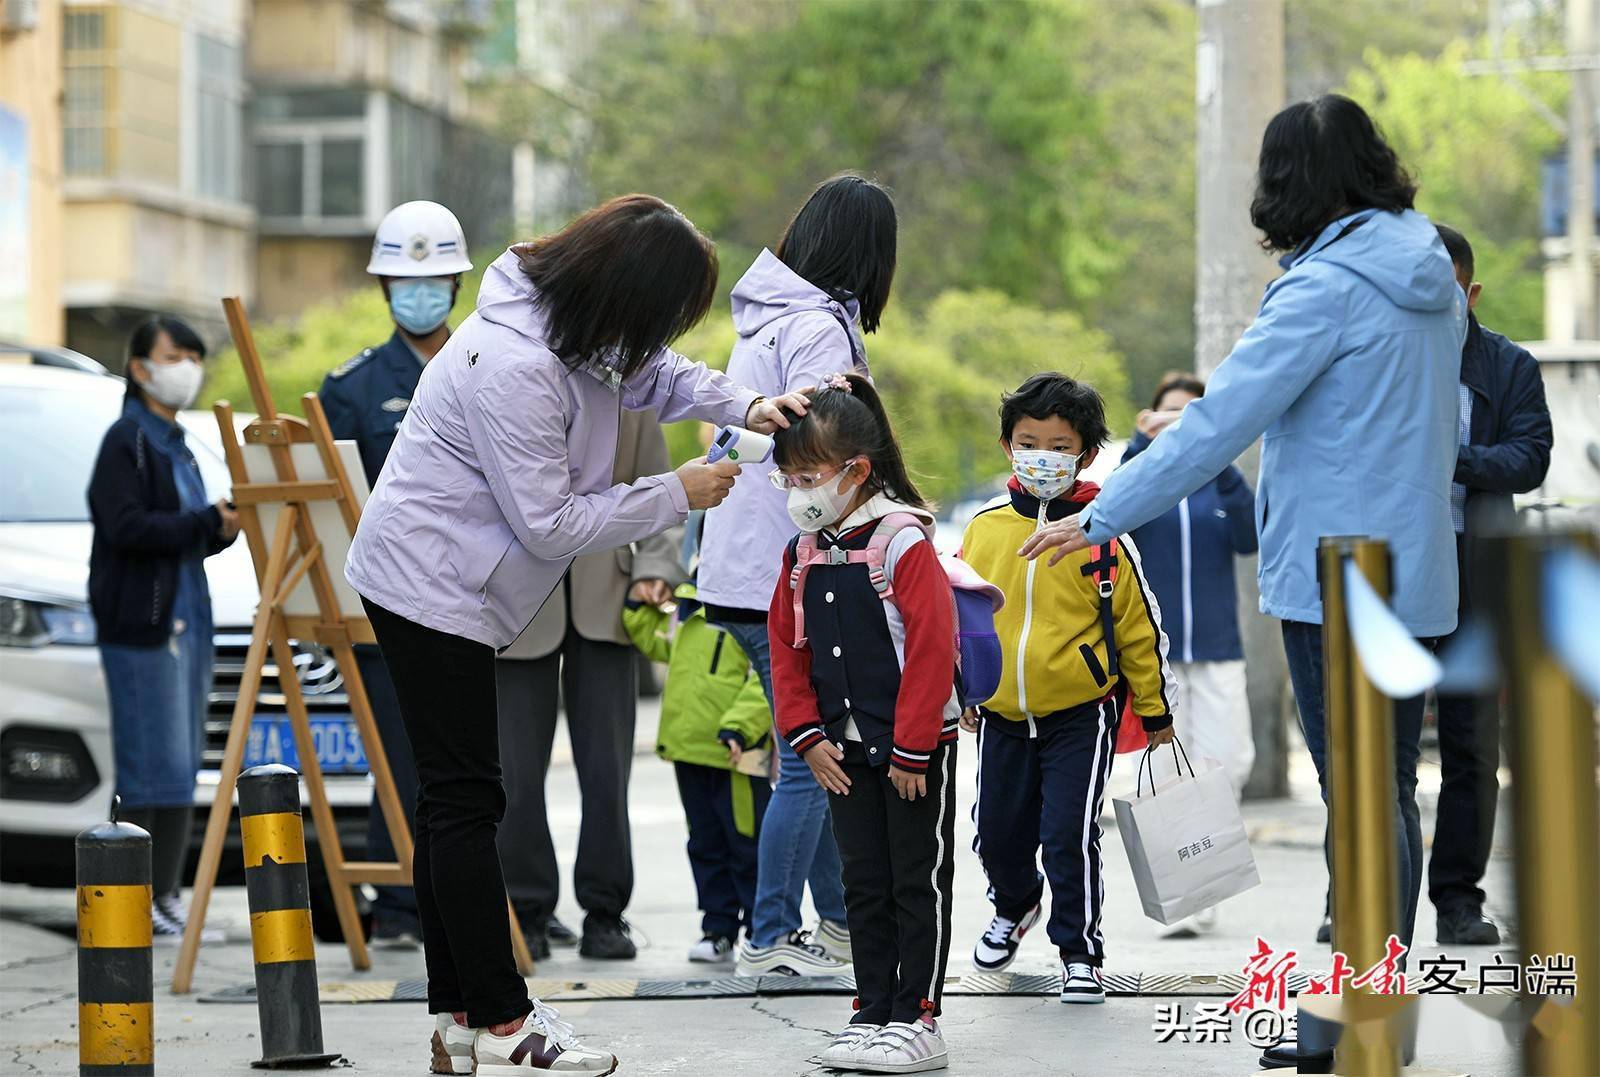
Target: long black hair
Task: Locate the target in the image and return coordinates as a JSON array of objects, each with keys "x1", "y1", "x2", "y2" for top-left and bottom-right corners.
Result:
[
  {"x1": 773, "y1": 373, "x2": 928, "y2": 511},
  {"x1": 776, "y1": 174, "x2": 897, "y2": 333},
  {"x1": 124, "y1": 315, "x2": 206, "y2": 403},
  {"x1": 1250, "y1": 94, "x2": 1417, "y2": 253},
  {"x1": 516, "y1": 194, "x2": 718, "y2": 380}
]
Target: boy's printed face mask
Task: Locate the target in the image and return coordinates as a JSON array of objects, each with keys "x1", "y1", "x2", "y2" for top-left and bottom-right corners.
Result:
[{"x1": 1011, "y1": 448, "x2": 1081, "y2": 502}]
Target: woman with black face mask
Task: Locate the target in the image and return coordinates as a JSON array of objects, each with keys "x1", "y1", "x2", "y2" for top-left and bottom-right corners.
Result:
[{"x1": 87, "y1": 315, "x2": 241, "y2": 940}]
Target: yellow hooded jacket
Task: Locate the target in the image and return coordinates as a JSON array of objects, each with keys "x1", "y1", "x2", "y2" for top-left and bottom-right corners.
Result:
[{"x1": 961, "y1": 481, "x2": 1177, "y2": 731}]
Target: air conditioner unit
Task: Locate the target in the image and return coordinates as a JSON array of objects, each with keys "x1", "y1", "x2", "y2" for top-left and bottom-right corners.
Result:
[{"x1": 2, "y1": 0, "x2": 42, "y2": 35}]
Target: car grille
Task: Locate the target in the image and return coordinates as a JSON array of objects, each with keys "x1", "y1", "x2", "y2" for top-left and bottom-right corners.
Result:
[{"x1": 205, "y1": 629, "x2": 354, "y2": 770}]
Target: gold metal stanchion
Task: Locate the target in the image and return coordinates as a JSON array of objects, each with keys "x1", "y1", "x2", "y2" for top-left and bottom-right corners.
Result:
[
  {"x1": 1478, "y1": 529, "x2": 1600, "y2": 1077},
  {"x1": 1318, "y1": 536, "x2": 1401, "y2": 1077}
]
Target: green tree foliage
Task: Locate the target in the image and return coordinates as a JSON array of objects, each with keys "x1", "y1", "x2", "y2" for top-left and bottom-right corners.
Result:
[
  {"x1": 578, "y1": 0, "x2": 1116, "y2": 312},
  {"x1": 1345, "y1": 39, "x2": 1562, "y2": 340}
]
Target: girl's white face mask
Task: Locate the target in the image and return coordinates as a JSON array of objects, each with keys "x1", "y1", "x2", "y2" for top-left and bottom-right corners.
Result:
[
  {"x1": 1010, "y1": 448, "x2": 1081, "y2": 502},
  {"x1": 137, "y1": 358, "x2": 204, "y2": 410},
  {"x1": 786, "y1": 472, "x2": 859, "y2": 533}
]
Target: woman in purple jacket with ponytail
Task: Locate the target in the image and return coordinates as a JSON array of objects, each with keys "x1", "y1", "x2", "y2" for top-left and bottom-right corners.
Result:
[{"x1": 347, "y1": 195, "x2": 805, "y2": 1076}]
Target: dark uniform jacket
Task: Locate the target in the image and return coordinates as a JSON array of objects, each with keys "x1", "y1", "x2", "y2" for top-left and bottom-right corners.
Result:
[{"x1": 319, "y1": 330, "x2": 428, "y2": 489}]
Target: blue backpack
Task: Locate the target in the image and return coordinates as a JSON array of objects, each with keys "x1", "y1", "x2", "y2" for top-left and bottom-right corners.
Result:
[{"x1": 786, "y1": 513, "x2": 1007, "y2": 708}]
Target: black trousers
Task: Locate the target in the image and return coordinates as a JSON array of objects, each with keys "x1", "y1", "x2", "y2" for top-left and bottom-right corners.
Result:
[
  {"x1": 829, "y1": 741, "x2": 957, "y2": 1026},
  {"x1": 675, "y1": 761, "x2": 770, "y2": 940},
  {"x1": 362, "y1": 598, "x2": 529, "y2": 1028},
  {"x1": 354, "y1": 643, "x2": 420, "y2": 928},
  {"x1": 972, "y1": 697, "x2": 1119, "y2": 966},
  {"x1": 495, "y1": 631, "x2": 638, "y2": 922},
  {"x1": 1428, "y1": 679, "x2": 1500, "y2": 913}
]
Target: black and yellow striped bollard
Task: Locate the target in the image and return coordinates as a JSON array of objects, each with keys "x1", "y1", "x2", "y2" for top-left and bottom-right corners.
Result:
[
  {"x1": 76, "y1": 802, "x2": 153, "y2": 1076},
  {"x1": 239, "y1": 764, "x2": 340, "y2": 1069}
]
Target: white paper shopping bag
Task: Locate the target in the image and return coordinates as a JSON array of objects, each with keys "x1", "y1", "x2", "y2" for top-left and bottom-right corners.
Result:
[{"x1": 1113, "y1": 743, "x2": 1261, "y2": 925}]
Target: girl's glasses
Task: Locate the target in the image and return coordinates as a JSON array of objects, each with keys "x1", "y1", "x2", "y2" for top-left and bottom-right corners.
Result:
[{"x1": 768, "y1": 458, "x2": 861, "y2": 491}]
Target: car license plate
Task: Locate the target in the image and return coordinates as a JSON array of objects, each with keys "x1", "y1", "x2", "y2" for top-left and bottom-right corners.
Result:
[{"x1": 243, "y1": 715, "x2": 369, "y2": 775}]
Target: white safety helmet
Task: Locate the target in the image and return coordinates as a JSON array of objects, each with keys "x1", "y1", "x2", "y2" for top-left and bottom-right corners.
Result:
[{"x1": 365, "y1": 200, "x2": 473, "y2": 277}]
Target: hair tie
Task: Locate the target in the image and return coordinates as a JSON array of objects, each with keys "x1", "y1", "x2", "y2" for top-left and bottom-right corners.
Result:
[{"x1": 824, "y1": 373, "x2": 853, "y2": 393}]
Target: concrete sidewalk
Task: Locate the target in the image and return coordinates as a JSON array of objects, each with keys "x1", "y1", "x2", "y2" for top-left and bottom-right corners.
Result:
[{"x1": 1, "y1": 704, "x2": 1521, "y2": 1075}]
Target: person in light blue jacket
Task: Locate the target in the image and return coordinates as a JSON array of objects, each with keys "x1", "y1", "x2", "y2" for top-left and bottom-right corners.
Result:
[{"x1": 1021, "y1": 98, "x2": 1466, "y2": 1068}]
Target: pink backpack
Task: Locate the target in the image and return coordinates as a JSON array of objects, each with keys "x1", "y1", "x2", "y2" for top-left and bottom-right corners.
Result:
[{"x1": 786, "y1": 513, "x2": 1006, "y2": 707}]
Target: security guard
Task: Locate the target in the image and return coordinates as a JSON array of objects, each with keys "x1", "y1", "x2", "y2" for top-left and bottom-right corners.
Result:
[
  {"x1": 321, "y1": 200, "x2": 472, "y2": 488},
  {"x1": 320, "y1": 200, "x2": 471, "y2": 945}
]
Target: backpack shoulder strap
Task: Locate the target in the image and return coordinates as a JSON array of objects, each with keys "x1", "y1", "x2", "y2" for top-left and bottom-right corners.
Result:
[
  {"x1": 787, "y1": 533, "x2": 819, "y2": 648},
  {"x1": 1080, "y1": 538, "x2": 1120, "y2": 680},
  {"x1": 867, "y1": 512, "x2": 934, "y2": 598}
]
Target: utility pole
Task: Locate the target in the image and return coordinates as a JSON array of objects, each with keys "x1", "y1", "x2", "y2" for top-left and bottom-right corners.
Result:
[
  {"x1": 1570, "y1": 0, "x2": 1596, "y2": 340},
  {"x1": 1195, "y1": 0, "x2": 1288, "y2": 799}
]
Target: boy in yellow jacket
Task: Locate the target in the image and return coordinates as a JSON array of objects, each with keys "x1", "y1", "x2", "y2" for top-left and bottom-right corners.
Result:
[{"x1": 960, "y1": 372, "x2": 1178, "y2": 1003}]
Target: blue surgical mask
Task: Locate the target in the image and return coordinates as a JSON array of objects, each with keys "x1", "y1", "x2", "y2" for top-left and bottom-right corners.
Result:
[{"x1": 389, "y1": 278, "x2": 455, "y2": 335}]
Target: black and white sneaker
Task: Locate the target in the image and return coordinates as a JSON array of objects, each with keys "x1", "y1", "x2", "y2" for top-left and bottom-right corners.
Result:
[
  {"x1": 734, "y1": 930, "x2": 848, "y2": 977},
  {"x1": 1059, "y1": 960, "x2": 1105, "y2": 1004},
  {"x1": 687, "y1": 933, "x2": 734, "y2": 964},
  {"x1": 972, "y1": 903, "x2": 1042, "y2": 972}
]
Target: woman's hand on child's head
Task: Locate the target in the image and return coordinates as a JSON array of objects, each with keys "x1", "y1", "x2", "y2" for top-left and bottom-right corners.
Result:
[
  {"x1": 802, "y1": 739, "x2": 850, "y2": 796},
  {"x1": 889, "y1": 765, "x2": 926, "y2": 801},
  {"x1": 628, "y1": 578, "x2": 673, "y2": 607},
  {"x1": 746, "y1": 390, "x2": 811, "y2": 434},
  {"x1": 960, "y1": 709, "x2": 980, "y2": 734},
  {"x1": 1146, "y1": 724, "x2": 1176, "y2": 747}
]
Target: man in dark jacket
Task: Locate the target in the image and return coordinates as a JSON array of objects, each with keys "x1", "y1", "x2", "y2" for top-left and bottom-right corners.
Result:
[{"x1": 1429, "y1": 225, "x2": 1553, "y2": 944}]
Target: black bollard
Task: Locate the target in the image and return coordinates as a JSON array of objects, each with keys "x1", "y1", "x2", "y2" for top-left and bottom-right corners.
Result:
[
  {"x1": 238, "y1": 764, "x2": 339, "y2": 1069},
  {"x1": 76, "y1": 798, "x2": 154, "y2": 1076}
]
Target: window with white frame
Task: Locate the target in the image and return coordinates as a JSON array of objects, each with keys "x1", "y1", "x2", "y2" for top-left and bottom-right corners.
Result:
[
  {"x1": 195, "y1": 34, "x2": 245, "y2": 202},
  {"x1": 62, "y1": 9, "x2": 110, "y2": 176},
  {"x1": 253, "y1": 90, "x2": 369, "y2": 229}
]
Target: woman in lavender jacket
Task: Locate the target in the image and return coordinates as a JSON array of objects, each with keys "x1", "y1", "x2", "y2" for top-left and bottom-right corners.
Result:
[
  {"x1": 697, "y1": 174, "x2": 896, "y2": 978},
  {"x1": 346, "y1": 195, "x2": 805, "y2": 1075}
]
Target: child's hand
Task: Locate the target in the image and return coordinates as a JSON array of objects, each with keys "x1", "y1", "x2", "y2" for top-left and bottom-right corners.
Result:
[
  {"x1": 725, "y1": 739, "x2": 743, "y2": 766},
  {"x1": 628, "y1": 579, "x2": 673, "y2": 606},
  {"x1": 1146, "y1": 724, "x2": 1176, "y2": 747},
  {"x1": 889, "y1": 765, "x2": 926, "y2": 801},
  {"x1": 803, "y1": 740, "x2": 851, "y2": 796},
  {"x1": 960, "y1": 708, "x2": 980, "y2": 734}
]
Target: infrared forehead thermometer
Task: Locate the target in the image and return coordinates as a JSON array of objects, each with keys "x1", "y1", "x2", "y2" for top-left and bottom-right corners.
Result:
[{"x1": 706, "y1": 425, "x2": 774, "y2": 465}]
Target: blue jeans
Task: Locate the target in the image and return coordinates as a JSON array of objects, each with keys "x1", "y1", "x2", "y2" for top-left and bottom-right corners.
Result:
[
  {"x1": 100, "y1": 621, "x2": 209, "y2": 808},
  {"x1": 1281, "y1": 620, "x2": 1425, "y2": 954},
  {"x1": 719, "y1": 620, "x2": 848, "y2": 947}
]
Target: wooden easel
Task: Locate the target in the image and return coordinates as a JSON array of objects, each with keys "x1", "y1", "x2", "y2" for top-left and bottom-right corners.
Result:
[{"x1": 173, "y1": 297, "x2": 535, "y2": 991}]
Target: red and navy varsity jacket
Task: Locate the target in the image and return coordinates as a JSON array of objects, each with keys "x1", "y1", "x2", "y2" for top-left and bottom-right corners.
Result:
[{"x1": 767, "y1": 513, "x2": 959, "y2": 773}]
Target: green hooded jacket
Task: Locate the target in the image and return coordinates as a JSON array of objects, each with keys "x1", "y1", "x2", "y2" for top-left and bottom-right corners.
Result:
[{"x1": 624, "y1": 584, "x2": 772, "y2": 773}]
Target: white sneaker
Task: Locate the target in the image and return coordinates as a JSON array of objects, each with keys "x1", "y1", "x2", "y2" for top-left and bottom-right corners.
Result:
[
  {"x1": 735, "y1": 930, "x2": 849, "y2": 977},
  {"x1": 430, "y1": 1013, "x2": 475, "y2": 1075},
  {"x1": 852, "y1": 1017, "x2": 948, "y2": 1073},
  {"x1": 687, "y1": 933, "x2": 734, "y2": 963},
  {"x1": 809, "y1": 1022, "x2": 881, "y2": 1067},
  {"x1": 972, "y1": 902, "x2": 1042, "y2": 971},
  {"x1": 1160, "y1": 905, "x2": 1218, "y2": 940},
  {"x1": 151, "y1": 894, "x2": 223, "y2": 944},
  {"x1": 812, "y1": 918, "x2": 853, "y2": 962},
  {"x1": 474, "y1": 1001, "x2": 618, "y2": 1075},
  {"x1": 1060, "y1": 961, "x2": 1105, "y2": 1004}
]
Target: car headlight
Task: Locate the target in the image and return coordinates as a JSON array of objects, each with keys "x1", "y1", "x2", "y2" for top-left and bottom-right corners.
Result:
[{"x1": 0, "y1": 595, "x2": 97, "y2": 647}]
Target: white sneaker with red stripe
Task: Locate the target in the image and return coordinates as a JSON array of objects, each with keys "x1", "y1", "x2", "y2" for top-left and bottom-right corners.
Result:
[
  {"x1": 474, "y1": 1001, "x2": 618, "y2": 1075},
  {"x1": 972, "y1": 902, "x2": 1042, "y2": 972},
  {"x1": 1059, "y1": 961, "x2": 1106, "y2": 1004},
  {"x1": 851, "y1": 1016, "x2": 948, "y2": 1073},
  {"x1": 429, "y1": 1014, "x2": 475, "y2": 1075},
  {"x1": 809, "y1": 1022, "x2": 881, "y2": 1067}
]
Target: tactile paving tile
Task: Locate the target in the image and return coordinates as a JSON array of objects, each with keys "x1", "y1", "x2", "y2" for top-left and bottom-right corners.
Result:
[{"x1": 320, "y1": 980, "x2": 401, "y2": 1003}]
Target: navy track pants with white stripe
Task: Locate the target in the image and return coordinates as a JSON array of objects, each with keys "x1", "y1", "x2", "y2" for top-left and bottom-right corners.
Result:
[
  {"x1": 973, "y1": 697, "x2": 1119, "y2": 967},
  {"x1": 829, "y1": 740, "x2": 957, "y2": 1024}
]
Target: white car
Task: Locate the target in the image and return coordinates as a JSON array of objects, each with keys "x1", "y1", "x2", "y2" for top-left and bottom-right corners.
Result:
[{"x1": 0, "y1": 363, "x2": 370, "y2": 885}]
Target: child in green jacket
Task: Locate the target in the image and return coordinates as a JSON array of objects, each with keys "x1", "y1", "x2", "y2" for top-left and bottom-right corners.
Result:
[{"x1": 624, "y1": 583, "x2": 773, "y2": 963}]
